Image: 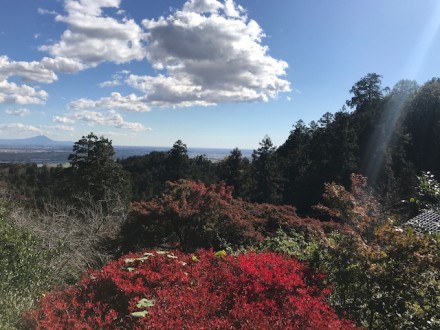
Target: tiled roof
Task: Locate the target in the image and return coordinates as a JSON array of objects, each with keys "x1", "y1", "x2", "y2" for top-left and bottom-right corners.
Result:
[{"x1": 404, "y1": 210, "x2": 440, "y2": 234}]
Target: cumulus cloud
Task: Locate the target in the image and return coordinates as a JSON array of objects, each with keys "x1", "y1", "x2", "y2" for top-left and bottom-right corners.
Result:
[
  {"x1": 140, "y1": 0, "x2": 290, "y2": 106},
  {"x1": 53, "y1": 109, "x2": 149, "y2": 132},
  {"x1": 40, "y1": 0, "x2": 146, "y2": 67},
  {"x1": 0, "y1": 79, "x2": 48, "y2": 104},
  {"x1": 183, "y1": 0, "x2": 224, "y2": 14},
  {"x1": 0, "y1": 54, "x2": 83, "y2": 106},
  {"x1": 0, "y1": 123, "x2": 44, "y2": 134},
  {"x1": 0, "y1": 55, "x2": 57, "y2": 83},
  {"x1": 3, "y1": 0, "x2": 291, "y2": 110},
  {"x1": 69, "y1": 0, "x2": 290, "y2": 110},
  {"x1": 69, "y1": 92, "x2": 150, "y2": 112},
  {"x1": 52, "y1": 115, "x2": 76, "y2": 124},
  {"x1": 0, "y1": 55, "x2": 84, "y2": 83},
  {"x1": 4, "y1": 108, "x2": 31, "y2": 117}
]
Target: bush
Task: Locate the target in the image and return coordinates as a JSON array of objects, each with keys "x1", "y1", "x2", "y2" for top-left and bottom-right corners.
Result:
[
  {"x1": 8, "y1": 197, "x2": 128, "y2": 283},
  {"x1": 122, "y1": 180, "x2": 350, "y2": 253},
  {"x1": 0, "y1": 201, "x2": 57, "y2": 329},
  {"x1": 24, "y1": 250, "x2": 355, "y2": 329},
  {"x1": 309, "y1": 175, "x2": 440, "y2": 329}
]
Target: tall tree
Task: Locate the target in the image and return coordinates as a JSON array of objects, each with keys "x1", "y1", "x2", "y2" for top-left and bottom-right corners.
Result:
[
  {"x1": 251, "y1": 136, "x2": 283, "y2": 204},
  {"x1": 277, "y1": 120, "x2": 312, "y2": 210},
  {"x1": 405, "y1": 78, "x2": 440, "y2": 176},
  {"x1": 166, "y1": 140, "x2": 192, "y2": 181},
  {"x1": 346, "y1": 73, "x2": 384, "y2": 111},
  {"x1": 67, "y1": 133, "x2": 131, "y2": 207},
  {"x1": 217, "y1": 148, "x2": 251, "y2": 198}
]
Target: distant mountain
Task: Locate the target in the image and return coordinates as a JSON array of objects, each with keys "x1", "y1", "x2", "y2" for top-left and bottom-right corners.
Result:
[{"x1": 0, "y1": 135, "x2": 72, "y2": 146}]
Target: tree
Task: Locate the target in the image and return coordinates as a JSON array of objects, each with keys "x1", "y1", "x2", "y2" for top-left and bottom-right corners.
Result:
[
  {"x1": 217, "y1": 148, "x2": 251, "y2": 198},
  {"x1": 166, "y1": 140, "x2": 192, "y2": 181},
  {"x1": 68, "y1": 133, "x2": 115, "y2": 170},
  {"x1": 67, "y1": 133, "x2": 132, "y2": 208},
  {"x1": 312, "y1": 176, "x2": 439, "y2": 329},
  {"x1": 346, "y1": 73, "x2": 384, "y2": 111},
  {"x1": 277, "y1": 120, "x2": 313, "y2": 210},
  {"x1": 409, "y1": 171, "x2": 440, "y2": 212},
  {"x1": 405, "y1": 78, "x2": 440, "y2": 176},
  {"x1": 251, "y1": 136, "x2": 283, "y2": 204}
]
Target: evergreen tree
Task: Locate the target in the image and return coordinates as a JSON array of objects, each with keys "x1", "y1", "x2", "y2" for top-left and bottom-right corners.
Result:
[
  {"x1": 251, "y1": 136, "x2": 283, "y2": 204},
  {"x1": 166, "y1": 140, "x2": 192, "y2": 181},
  {"x1": 67, "y1": 133, "x2": 132, "y2": 208},
  {"x1": 346, "y1": 73, "x2": 385, "y2": 111},
  {"x1": 217, "y1": 148, "x2": 251, "y2": 198},
  {"x1": 405, "y1": 78, "x2": 440, "y2": 176}
]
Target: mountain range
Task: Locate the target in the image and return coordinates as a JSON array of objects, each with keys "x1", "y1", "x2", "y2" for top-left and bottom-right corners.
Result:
[{"x1": 0, "y1": 135, "x2": 72, "y2": 146}]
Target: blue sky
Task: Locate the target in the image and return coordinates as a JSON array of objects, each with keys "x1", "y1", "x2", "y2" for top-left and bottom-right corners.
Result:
[{"x1": 1, "y1": 0, "x2": 440, "y2": 148}]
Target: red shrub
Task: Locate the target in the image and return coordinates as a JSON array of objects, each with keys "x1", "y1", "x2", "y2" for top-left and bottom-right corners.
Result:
[
  {"x1": 124, "y1": 180, "x2": 350, "y2": 252},
  {"x1": 25, "y1": 250, "x2": 356, "y2": 329}
]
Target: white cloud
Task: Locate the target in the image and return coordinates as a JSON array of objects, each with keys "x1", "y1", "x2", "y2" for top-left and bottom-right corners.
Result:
[
  {"x1": 98, "y1": 70, "x2": 130, "y2": 88},
  {"x1": 38, "y1": 8, "x2": 59, "y2": 16},
  {"x1": 223, "y1": 0, "x2": 244, "y2": 18},
  {"x1": 4, "y1": 108, "x2": 31, "y2": 117},
  {"x1": 54, "y1": 109, "x2": 149, "y2": 131},
  {"x1": 41, "y1": 124, "x2": 75, "y2": 131},
  {"x1": 69, "y1": 92, "x2": 150, "y2": 112},
  {"x1": 183, "y1": 0, "x2": 224, "y2": 14},
  {"x1": 0, "y1": 123, "x2": 44, "y2": 134},
  {"x1": 3, "y1": 0, "x2": 290, "y2": 110},
  {"x1": 137, "y1": 0, "x2": 289, "y2": 107},
  {"x1": 74, "y1": 0, "x2": 290, "y2": 110},
  {"x1": 40, "y1": 0, "x2": 146, "y2": 67},
  {"x1": 0, "y1": 79, "x2": 48, "y2": 104},
  {"x1": 40, "y1": 57, "x2": 84, "y2": 74},
  {"x1": 52, "y1": 115, "x2": 76, "y2": 124},
  {"x1": 0, "y1": 55, "x2": 57, "y2": 83},
  {"x1": 99, "y1": 80, "x2": 121, "y2": 88},
  {"x1": 0, "y1": 55, "x2": 84, "y2": 83}
]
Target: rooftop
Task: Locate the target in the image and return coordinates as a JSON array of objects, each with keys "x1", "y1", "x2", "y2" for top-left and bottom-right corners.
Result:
[{"x1": 404, "y1": 210, "x2": 440, "y2": 234}]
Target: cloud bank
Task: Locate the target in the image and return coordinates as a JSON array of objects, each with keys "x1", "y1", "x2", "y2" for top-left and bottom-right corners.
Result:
[{"x1": 0, "y1": 0, "x2": 290, "y2": 135}]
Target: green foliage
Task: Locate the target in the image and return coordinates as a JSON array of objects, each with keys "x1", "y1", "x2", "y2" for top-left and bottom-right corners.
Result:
[
  {"x1": 261, "y1": 176, "x2": 439, "y2": 329},
  {"x1": 120, "y1": 140, "x2": 219, "y2": 201},
  {"x1": 0, "y1": 201, "x2": 57, "y2": 329},
  {"x1": 405, "y1": 78, "x2": 440, "y2": 176},
  {"x1": 312, "y1": 177, "x2": 439, "y2": 329},
  {"x1": 251, "y1": 135, "x2": 283, "y2": 204},
  {"x1": 67, "y1": 132, "x2": 132, "y2": 208},
  {"x1": 217, "y1": 147, "x2": 252, "y2": 199},
  {"x1": 258, "y1": 228, "x2": 320, "y2": 262},
  {"x1": 410, "y1": 171, "x2": 440, "y2": 212},
  {"x1": 346, "y1": 73, "x2": 385, "y2": 110}
]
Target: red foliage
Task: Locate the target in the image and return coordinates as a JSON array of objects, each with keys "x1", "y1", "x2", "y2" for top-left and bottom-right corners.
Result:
[
  {"x1": 25, "y1": 250, "x2": 356, "y2": 329},
  {"x1": 126, "y1": 180, "x2": 350, "y2": 251}
]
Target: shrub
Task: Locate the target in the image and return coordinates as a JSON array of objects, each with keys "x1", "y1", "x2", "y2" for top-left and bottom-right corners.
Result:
[
  {"x1": 310, "y1": 175, "x2": 440, "y2": 329},
  {"x1": 122, "y1": 179, "x2": 350, "y2": 252},
  {"x1": 8, "y1": 197, "x2": 128, "y2": 283},
  {"x1": 0, "y1": 201, "x2": 57, "y2": 329},
  {"x1": 24, "y1": 250, "x2": 356, "y2": 329}
]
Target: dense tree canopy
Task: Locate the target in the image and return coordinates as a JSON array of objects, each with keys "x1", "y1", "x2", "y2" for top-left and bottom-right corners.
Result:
[{"x1": 67, "y1": 133, "x2": 132, "y2": 207}]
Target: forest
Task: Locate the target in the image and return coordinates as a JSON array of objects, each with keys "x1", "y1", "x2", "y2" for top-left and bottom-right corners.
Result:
[{"x1": 1, "y1": 74, "x2": 439, "y2": 329}]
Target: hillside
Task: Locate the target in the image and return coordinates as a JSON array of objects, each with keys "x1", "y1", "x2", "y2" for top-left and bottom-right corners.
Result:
[{"x1": 0, "y1": 135, "x2": 72, "y2": 146}]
